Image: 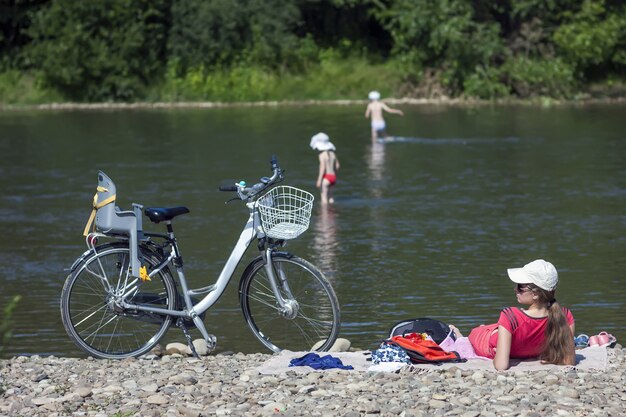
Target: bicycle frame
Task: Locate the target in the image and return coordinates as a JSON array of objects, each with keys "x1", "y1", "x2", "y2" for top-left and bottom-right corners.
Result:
[
  {"x1": 63, "y1": 157, "x2": 341, "y2": 358},
  {"x1": 112, "y1": 200, "x2": 294, "y2": 344}
]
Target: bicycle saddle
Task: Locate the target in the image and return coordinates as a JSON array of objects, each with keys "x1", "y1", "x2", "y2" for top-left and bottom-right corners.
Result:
[{"x1": 144, "y1": 206, "x2": 190, "y2": 223}]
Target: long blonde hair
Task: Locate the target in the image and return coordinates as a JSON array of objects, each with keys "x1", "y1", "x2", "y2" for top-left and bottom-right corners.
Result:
[{"x1": 530, "y1": 285, "x2": 575, "y2": 365}]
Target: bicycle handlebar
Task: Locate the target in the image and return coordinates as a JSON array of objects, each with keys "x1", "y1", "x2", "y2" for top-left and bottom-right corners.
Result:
[
  {"x1": 219, "y1": 185, "x2": 238, "y2": 192},
  {"x1": 219, "y1": 155, "x2": 284, "y2": 201},
  {"x1": 267, "y1": 154, "x2": 282, "y2": 184}
]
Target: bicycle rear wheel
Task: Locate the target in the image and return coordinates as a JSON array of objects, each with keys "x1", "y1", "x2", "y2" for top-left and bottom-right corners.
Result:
[
  {"x1": 61, "y1": 243, "x2": 177, "y2": 359},
  {"x1": 239, "y1": 252, "x2": 340, "y2": 352}
]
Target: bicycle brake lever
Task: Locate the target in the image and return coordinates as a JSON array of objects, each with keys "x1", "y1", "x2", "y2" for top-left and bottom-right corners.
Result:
[{"x1": 225, "y1": 197, "x2": 240, "y2": 204}]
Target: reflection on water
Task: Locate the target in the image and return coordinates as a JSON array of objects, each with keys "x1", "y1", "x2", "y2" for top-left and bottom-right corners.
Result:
[
  {"x1": 311, "y1": 206, "x2": 339, "y2": 276},
  {"x1": 366, "y1": 140, "x2": 385, "y2": 198},
  {"x1": 367, "y1": 141, "x2": 385, "y2": 181},
  {"x1": 378, "y1": 136, "x2": 527, "y2": 145}
]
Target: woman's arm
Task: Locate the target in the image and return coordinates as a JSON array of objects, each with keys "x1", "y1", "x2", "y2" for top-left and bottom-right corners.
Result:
[{"x1": 493, "y1": 325, "x2": 512, "y2": 370}]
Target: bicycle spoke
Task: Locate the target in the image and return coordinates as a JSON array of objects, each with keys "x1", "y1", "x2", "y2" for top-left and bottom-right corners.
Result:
[
  {"x1": 62, "y1": 245, "x2": 175, "y2": 359},
  {"x1": 84, "y1": 313, "x2": 118, "y2": 346},
  {"x1": 73, "y1": 303, "x2": 109, "y2": 328},
  {"x1": 241, "y1": 255, "x2": 339, "y2": 352},
  {"x1": 245, "y1": 295, "x2": 280, "y2": 310},
  {"x1": 80, "y1": 268, "x2": 110, "y2": 293}
]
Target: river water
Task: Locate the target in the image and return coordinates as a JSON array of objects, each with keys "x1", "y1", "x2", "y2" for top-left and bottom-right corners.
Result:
[{"x1": 0, "y1": 103, "x2": 624, "y2": 357}]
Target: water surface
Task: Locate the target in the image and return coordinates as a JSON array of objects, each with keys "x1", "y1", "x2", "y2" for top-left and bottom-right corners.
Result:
[{"x1": 0, "y1": 103, "x2": 624, "y2": 356}]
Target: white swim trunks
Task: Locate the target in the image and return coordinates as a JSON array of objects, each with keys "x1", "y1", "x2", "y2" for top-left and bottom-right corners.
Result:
[{"x1": 371, "y1": 120, "x2": 386, "y2": 131}]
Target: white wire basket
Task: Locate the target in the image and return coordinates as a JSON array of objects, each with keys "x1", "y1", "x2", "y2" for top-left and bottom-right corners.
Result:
[{"x1": 256, "y1": 186, "x2": 314, "y2": 240}]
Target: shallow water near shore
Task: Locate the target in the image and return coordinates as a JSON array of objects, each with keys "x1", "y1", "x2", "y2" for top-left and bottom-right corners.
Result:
[{"x1": 0, "y1": 103, "x2": 624, "y2": 357}]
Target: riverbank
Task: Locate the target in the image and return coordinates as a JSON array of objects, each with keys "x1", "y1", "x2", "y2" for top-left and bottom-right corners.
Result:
[
  {"x1": 1, "y1": 346, "x2": 624, "y2": 417},
  {"x1": 1, "y1": 96, "x2": 625, "y2": 113}
]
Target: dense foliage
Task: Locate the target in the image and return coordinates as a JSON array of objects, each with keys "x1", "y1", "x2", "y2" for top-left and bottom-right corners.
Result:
[{"x1": 0, "y1": 0, "x2": 624, "y2": 103}]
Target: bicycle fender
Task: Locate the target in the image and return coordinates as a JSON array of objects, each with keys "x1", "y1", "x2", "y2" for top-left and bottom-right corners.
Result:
[{"x1": 69, "y1": 248, "x2": 96, "y2": 272}]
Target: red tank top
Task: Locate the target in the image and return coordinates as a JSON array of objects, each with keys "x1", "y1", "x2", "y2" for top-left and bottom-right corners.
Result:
[{"x1": 494, "y1": 307, "x2": 575, "y2": 358}]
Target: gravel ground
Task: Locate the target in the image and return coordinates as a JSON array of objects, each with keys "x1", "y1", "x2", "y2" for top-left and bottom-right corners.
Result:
[{"x1": 1, "y1": 346, "x2": 625, "y2": 417}]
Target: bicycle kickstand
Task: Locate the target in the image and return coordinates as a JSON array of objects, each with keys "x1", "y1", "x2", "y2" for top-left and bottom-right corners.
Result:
[{"x1": 176, "y1": 318, "x2": 200, "y2": 359}]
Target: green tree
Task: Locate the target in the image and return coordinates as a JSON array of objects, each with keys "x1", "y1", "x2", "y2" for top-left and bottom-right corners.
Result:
[
  {"x1": 0, "y1": 0, "x2": 49, "y2": 68},
  {"x1": 373, "y1": 0, "x2": 503, "y2": 96},
  {"x1": 297, "y1": 0, "x2": 391, "y2": 54},
  {"x1": 553, "y1": 0, "x2": 626, "y2": 78},
  {"x1": 25, "y1": 0, "x2": 170, "y2": 101},
  {"x1": 1, "y1": 0, "x2": 624, "y2": 102},
  {"x1": 167, "y1": 0, "x2": 301, "y2": 72}
]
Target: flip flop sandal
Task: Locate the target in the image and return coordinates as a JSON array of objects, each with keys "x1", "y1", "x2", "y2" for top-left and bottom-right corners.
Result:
[
  {"x1": 596, "y1": 331, "x2": 616, "y2": 347},
  {"x1": 574, "y1": 334, "x2": 589, "y2": 348},
  {"x1": 589, "y1": 331, "x2": 617, "y2": 348}
]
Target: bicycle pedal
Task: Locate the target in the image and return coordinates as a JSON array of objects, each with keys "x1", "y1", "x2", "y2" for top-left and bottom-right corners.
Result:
[{"x1": 206, "y1": 334, "x2": 217, "y2": 351}]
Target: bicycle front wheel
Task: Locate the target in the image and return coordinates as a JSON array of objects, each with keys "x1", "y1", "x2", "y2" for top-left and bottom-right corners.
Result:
[
  {"x1": 61, "y1": 243, "x2": 177, "y2": 359},
  {"x1": 239, "y1": 252, "x2": 340, "y2": 352}
]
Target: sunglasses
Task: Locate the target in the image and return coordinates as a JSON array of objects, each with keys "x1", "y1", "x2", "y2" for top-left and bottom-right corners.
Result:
[{"x1": 515, "y1": 284, "x2": 533, "y2": 293}]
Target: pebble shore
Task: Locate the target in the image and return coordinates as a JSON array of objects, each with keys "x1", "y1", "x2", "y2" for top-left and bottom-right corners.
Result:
[{"x1": 1, "y1": 346, "x2": 624, "y2": 417}]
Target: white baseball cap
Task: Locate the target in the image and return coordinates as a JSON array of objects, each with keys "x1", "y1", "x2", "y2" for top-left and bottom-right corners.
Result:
[
  {"x1": 507, "y1": 259, "x2": 559, "y2": 291},
  {"x1": 309, "y1": 132, "x2": 335, "y2": 151},
  {"x1": 368, "y1": 91, "x2": 380, "y2": 100}
]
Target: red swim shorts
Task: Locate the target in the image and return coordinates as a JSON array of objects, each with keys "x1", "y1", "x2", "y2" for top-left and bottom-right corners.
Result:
[
  {"x1": 468, "y1": 323, "x2": 499, "y2": 358},
  {"x1": 323, "y1": 173, "x2": 337, "y2": 185}
]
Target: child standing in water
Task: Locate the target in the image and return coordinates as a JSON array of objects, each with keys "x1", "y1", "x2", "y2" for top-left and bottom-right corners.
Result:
[
  {"x1": 365, "y1": 90, "x2": 404, "y2": 141},
  {"x1": 310, "y1": 132, "x2": 340, "y2": 205}
]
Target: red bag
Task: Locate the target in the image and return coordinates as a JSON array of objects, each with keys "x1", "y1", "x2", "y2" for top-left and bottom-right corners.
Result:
[{"x1": 387, "y1": 333, "x2": 465, "y2": 364}]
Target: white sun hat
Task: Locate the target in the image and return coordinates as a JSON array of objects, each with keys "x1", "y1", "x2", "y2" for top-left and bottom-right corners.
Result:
[
  {"x1": 507, "y1": 259, "x2": 559, "y2": 291},
  {"x1": 368, "y1": 91, "x2": 381, "y2": 100},
  {"x1": 310, "y1": 132, "x2": 336, "y2": 151}
]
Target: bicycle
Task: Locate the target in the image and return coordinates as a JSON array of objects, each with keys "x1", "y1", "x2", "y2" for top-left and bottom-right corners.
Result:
[{"x1": 61, "y1": 156, "x2": 341, "y2": 359}]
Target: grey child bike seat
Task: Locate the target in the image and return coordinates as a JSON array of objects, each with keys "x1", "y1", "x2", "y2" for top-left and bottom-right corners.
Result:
[{"x1": 84, "y1": 171, "x2": 144, "y2": 279}]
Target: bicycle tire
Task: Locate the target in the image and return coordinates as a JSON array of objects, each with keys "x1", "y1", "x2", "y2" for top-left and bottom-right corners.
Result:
[
  {"x1": 239, "y1": 252, "x2": 340, "y2": 352},
  {"x1": 61, "y1": 242, "x2": 177, "y2": 359}
]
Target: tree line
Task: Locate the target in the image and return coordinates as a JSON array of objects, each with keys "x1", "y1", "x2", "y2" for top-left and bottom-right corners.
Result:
[{"x1": 1, "y1": 0, "x2": 624, "y2": 103}]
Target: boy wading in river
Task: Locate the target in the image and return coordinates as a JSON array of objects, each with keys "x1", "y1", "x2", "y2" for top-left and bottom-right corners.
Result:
[{"x1": 365, "y1": 90, "x2": 404, "y2": 141}]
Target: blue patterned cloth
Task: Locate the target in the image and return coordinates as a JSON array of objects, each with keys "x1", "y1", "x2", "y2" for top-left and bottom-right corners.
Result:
[
  {"x1": 289, "y1": 353, "x2": 354, "y2": 370},
  {"x1": 371, "y1": 343, "x2": 411, "y2": 364}
]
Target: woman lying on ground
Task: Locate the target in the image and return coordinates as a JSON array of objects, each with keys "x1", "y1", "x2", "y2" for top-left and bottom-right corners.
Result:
[{"x1": 450, "y1": 259, "x2": 576, "y2": 370}]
